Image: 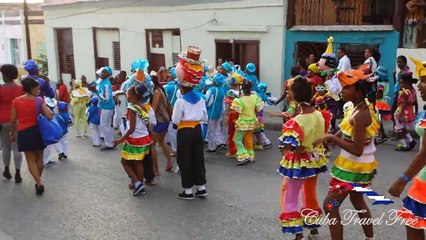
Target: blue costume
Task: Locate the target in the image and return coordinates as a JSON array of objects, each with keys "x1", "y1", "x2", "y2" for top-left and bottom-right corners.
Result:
[
  {"x1": 245, "y1": 63, "x2": 259, "y2": 93},
  {"x1": 24, "y1": 60, "x2": 55, "y2": 98}
]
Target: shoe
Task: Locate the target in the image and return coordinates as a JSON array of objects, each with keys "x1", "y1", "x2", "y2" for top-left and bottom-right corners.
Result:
[
  {"x1": 236, "y1": 157, "x2": 250, "y2": 165},
  {"x1": 76, "y1": 135, "x2": 82, "y2": 138},
  {"x1": 206, "y1": 149, "x2": 217, "y2": 153},
  {"x1": 100, "y1": 146, "x2": 115, "y2": 151},
  {"x1": 15, "y1": 172, "x2": 22, "y2": 184},
  {"x1": 376, "y1": 136, "x2": 389, "y2": 144},
  {"x1": 215, "y1": 144, "x2": 226, "y2": 151},
  {"x1": 262, "y1": 143, "x2": 272, "y2": 149},
  {"x1": 249, "y1": 157, "x2": 255, "y2": 163},
  {"x1": 409, "y1": 140, "x2": 417, "y2": 150},
  {"x1": 254, "y1": 145, "x2": 263, "y2": 151},
  {"x1": 133, "y1": 183, "x2": 146, "y2": 196},
  {"x1": 44, "y1": 161, "x2": 57, "y2": 167},
  {"x1": 58, "y1": 153, "x2": 66, "y2": 160},
  {"x1": 395, "y1": 144, "x2": 410, "y2": 151},
  {"x1": 35, "y1": 184, "x2": 45, "y2": 195},
  {"x1": 3, "y1": 168, "x2": 12, "y2": 180},
  {"x1": 195, "y1": 189, "x2": 208, "y2": 198},
  {"x1": 177, "y1": 191, "x2": 194, "y2": 200}
]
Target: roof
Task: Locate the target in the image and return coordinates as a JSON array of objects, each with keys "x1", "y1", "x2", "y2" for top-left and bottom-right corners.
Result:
[{"x1": 43, "y1": 0, "x2": 246, "y2": 8}]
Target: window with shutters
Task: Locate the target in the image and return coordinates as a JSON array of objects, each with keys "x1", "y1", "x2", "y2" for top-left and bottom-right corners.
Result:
[
  {"x1": 10, "y1": 39, "x2": 21, "y2": 65},
  {"x1": 151, "y1": 30, "x2": 163, "y2": 48},
  {"x1": 113, "y1": 41, "x2": 121, "y2": 70}
]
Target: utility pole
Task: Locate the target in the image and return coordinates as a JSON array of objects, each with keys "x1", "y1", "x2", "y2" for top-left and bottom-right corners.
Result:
[{"x1": 24, "y1": 0, "x2": 32, "y2": 59}]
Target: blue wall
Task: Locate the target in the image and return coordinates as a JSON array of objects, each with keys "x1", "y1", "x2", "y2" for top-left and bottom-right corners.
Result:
[{"x1": 284, "y1": 30, "x2": 400, "y2": 99}]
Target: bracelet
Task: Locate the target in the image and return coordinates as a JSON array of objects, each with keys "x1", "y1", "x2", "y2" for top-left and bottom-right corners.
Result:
[{"x1": 400, "y1": 174, "x2": 412, "y2": 183}]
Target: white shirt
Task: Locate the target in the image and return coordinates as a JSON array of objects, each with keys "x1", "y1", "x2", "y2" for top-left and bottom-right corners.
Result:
[
  {"x1": 364, "y1": 57, "x2": 377, "y2": 72},
  {"x1": 337, "y1": 55, "x2": 351, "y2": 72},
  {"x1": 172, "y1": 98, "x2": 208, "y2": 125},
  {"x1": 127, "y1": 107, "x2": 156, "y2": 138}
]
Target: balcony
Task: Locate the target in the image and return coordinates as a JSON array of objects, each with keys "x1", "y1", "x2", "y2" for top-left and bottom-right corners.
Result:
[{"x1": 287, "y1": 0, "x2": 395, "y2": 27}]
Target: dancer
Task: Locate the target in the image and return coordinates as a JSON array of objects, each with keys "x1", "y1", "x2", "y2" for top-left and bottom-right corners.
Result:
[
  {"x1": 0, "y1": 64, "x2": 23, "y2": 183},
  {"x1": 278, "y1": 76, "x2": 328, "y2": 240},
  {"x1": 205, "y1": 74, "x2": 226, "y2": 153},
  {"x1": 113, "y1": 85, "x2": 153, "y2": 196},
  {"x1": 313, "y1": 71, "x2": 379, "y2": 240},
  {"x1": 70, "y1": 79, "x2": 90, "y2": 137},
  {"x1": 173, "y1": 46, "x2": 208, "y2": 200},
  {"x1": 388, "y1": 57, "x2": 426, "y2": 240},
  {"x1": 43, "y1": 98, "x2": 59, "y2": 167},
  {"x1": 11, "y1": 78, "x2": 54, "y2": 195},
  {"x1": 231, "y1": 80, "x2": 263, "y2": 164},
  {"x1": 86, "y1": 96, "x2": 101, "y2": 147},
  {"x1": 54, "y1": 101, "x2": 72, "y2": 160},
  {"x1": 254, "y1": 82, "x2": 273, "y2": 149}
]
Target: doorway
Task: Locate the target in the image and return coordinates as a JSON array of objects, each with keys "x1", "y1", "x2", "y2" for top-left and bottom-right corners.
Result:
[
  {"x1": 215, "y1": 40, "x2": 260, "y2": 75},
  {"x1": 56, "y1": 28, "x2": 75, "y2": 80}
]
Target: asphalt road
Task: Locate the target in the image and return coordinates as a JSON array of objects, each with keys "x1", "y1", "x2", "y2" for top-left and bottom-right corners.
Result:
[{"x1": 0, "y1": 128, "x2": 421, "y2": 240}]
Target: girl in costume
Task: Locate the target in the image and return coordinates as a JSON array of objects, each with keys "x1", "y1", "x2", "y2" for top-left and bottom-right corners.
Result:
[
  {"x1": 254, "y1": 82, "x2": 273, "y2": 150},
  {"x1": 388, "y1": 57, "x2": 426, "y2": 240},
  {"x1": 278, "y1": 76, "x2": 329, "y2": 240},
  {"x1": 394, "y1": 73, "x2": 418, "y2": 151},
  {"x1": 231, "y1": 80, "x2": 263, "y2": 165},
  {"x1": 375, "y1": 84, "x2": 391, "y2": 144},
  {"x1": 70, "y1": 79, "x2": 90, "y2": 138},
  {"x1": 113, "y1": 85, "x2": 154, "y2": 196},
  {"x1": 224, "y1": 73, "x2": 244, "y2": 158},
  {"x1": 313, "y1": 71, "x2": 380, "y2": 240},
  {"x1": 205, "y1": 74, "x2": 226, "y2": 153}
]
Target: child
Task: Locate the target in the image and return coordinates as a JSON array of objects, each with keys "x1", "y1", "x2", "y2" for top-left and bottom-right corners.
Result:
[
  {"x1": 388, "y1": 56, "x2": 426, "y2": 240},
  {"x1": 173, "y1": 46, "x2": 208, "y2": 200},
  {"x1": 113, "y1": 85, "x2": 153, "y2": 196},
  {"x1": 375, "y1": 84, "x2": 391, "y2": 144},
  {"x1": 314, "y1": 71, "x2": 379, "y2": 240},
  {"x1": 86, "y1": 96, "x2": 101, "y2": 147},
  {"x1": 70, "y1": 79, "x2": 90, "y2": 138},
  {"x1": 224, "y1": 73, "x2": 244, "y2": 158},
  {"x1": 43, "y1": 97, "x2": 59, "y2": 167},
  {"x1": 54, "y1": 101, "x2": 73, "y2": 160},
  {"x1": 254, "y1": 82, "x2": 273, "y2": 150},
  {"x1": 278, "y1": 76, "x2": 328, "y2": 240},
  {"x1": 394, "y1": 73, "x2": 418, "y2": 151},
  {"x1": 231, "y1": 80, "x2": 263, "y2": 165},
  {"x1": 205, "y1": 74, "x2": 226, "y2": 153}
]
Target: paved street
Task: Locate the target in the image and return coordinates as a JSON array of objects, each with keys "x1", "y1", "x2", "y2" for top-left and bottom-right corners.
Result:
[{"x1": 0, "y1": 126, "x2": 420, "y2": 240}]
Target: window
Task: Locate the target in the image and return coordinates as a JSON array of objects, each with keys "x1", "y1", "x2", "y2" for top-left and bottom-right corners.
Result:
[
  {"x1": 10, "y1": 39, "x2": 21, "y2": 65},
  {"x1": 151, "y1": 30, "x2": 163, "y2": 48},
  {"x1": 340, "y1": 43, "x2": 380, "y2": 67},
  {"x1": 113, "y1": 41, "x2": 121, "y2": 70}
]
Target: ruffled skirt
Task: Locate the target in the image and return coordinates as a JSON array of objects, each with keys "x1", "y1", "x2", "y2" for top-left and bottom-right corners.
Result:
[
  {"x1": 278, "y1": 151, "x2": 328, "y2": 179},
  {"x1": 397, "y1": 176, "x2": 426, "y2": 229},
  {"x1": 120, "y1": 135, "x2": 152, "y2": 161}
]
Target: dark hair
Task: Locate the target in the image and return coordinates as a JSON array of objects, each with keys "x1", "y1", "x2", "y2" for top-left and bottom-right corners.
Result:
[
  {"x1": 354, "y1": 80, "x2": 375, "y2": 104},
  {"x1": 298, "y1": 58, "x2": 308, "y2": 70},
  {"x1": 290, "y1": 76, "x2": 312, "y2": 103},
  {"x1": 397, "y1": 55, "x2": 408, "y2": 65},
  {"x1": 0, "y1": 64, "x2": 18, "y2": 82},
  {"x1": 366, "y1": 48, "x2": 381, "y2": 63},
  {"x1": 242, "y1": 80, "x2": 252, "y2": 95},
  {"x1": 21, "y1": 77, "x2": 39, "y2": 93},
  {"x1": 337, "y1": 47, "x2": 346, "y2": 54},
  {"x1": 290, "y1": 65, "x2": 300, "y2": 77},
  {"x1": 401, "y1": 73, "x2": 417, "y2": 85}
]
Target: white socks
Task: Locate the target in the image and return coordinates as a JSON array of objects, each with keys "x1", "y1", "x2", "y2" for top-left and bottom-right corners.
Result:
[
  {"x1": 406, "y1": 133, "x2": 413, "y2": 143},
  {"x1": 197, "y1": 185, "x2": 206, "y2": 191},
  {"x1": 184, "y1": 188, "x2": 193, "y2": 194},
  {"x1": 399, "y1": 138, "x2": 408, "y2": 147}
]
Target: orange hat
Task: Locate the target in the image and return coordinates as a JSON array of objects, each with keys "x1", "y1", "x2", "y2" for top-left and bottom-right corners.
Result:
[
  {"x1": 337, "y1": 71, "x2": 359, "y2": 87},
  {"x1": 135, "y1": 69, "x2": 146, "y2": 81}
]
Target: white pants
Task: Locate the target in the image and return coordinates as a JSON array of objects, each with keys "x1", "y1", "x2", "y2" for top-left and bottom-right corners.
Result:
[
  {"x1": 166, "y1": 122, "x2": 177, "y2": 152},
  {"x1": 100, "y1": 109, "x2": 114, "y2": 147},
  {"x1": 89, "y1": 123, "x2": 101, "y2": 146},
  {"x1": 207, "y1": 119, "x2": 224, "y2": 150},
  {"x1": 260, "y1": 132, "x2": 271, "y2": 145},
  {"x1": 119, "y1": 117, "x2": 127, "y2": 136},
  {"x1": 113, "y1": 106, "x2": 124, "y2": 129},
  {"x1": 54, "y1": 134, "x2": 68, "y2": 155},
  {"x1": 43, "y1": 145, "x2": 52, "y2": 164}
]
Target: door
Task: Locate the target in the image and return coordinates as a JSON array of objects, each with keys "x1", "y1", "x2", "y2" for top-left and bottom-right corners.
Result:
[
  {"x1": 149, "y1": 53, "x2": 166, "y2": 73},
  {"x1": 56, "y1": 28, "x2": 75, "y2": 79},
  {"x1": 215, "y1": 40, "x2": 260, "y2": 75}
]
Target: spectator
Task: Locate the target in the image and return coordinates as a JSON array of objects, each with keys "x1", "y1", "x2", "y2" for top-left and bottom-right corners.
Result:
[
  {"x1": 11, "y1": 77, "x2": 54, "y2": 195},
  {"x1": 0, "y1": 64, "x2": 23, "y2": 183},
  {"x1": 306, "y1": 53, "x2": 316, "y2": 65},
  {"x1": 80, "y1": 75, "x2": 88, "y2": 88},
  {"x1": 56, "y1": 79, "x2": 69, "y2": 103},
  {"x1": 364, "y1": 48, "x2": 381, "y2": 73},
  {"x1": 23, "y1": 60, "x2": 55, "y2": 98},
  {"x1": 298, "y1": 58, "x2": 308, "y2": 77},
  {"x1": 337, "y1": 47, "x2": 352, "y2": 72}
]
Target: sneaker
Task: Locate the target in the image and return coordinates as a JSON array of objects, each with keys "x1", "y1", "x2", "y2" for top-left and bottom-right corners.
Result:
[
  {"x1": 236, "y1": 157, "x2": 250, "y2": 165},
  {"x1": 395, "y1": 144, "x2": 410, "y2": 151},
  {"x1": 44, "y1": 161, "x2": 57, "y2": 167},
  {"x1": 215, "y1": 144, "x2": 226, "y2": 151},
  {"x1": 195, "y1": 189, "x2": 208, "y2": 198},
  {"x1": 409, "y1": 140, "x2": 417, "y2": 150},
  {"x1": 58, "y1": 153, "x2": 66, "y2": 160},
  {"x1": 177, "y1": 191, "x2": 194, "y2": 200},
  {"x1": 254, "y1": 145, "x2": 263, "y2": 151},
  {"x1": 206, "y1": 149, "x2": 217, "y2": 153},
  {"x1": 100, "y1": 146, "x2": 115, "y2": 151},
  {"x1": 133, "y1": 183, "x2": 146, "y2": 196},
  {"x1": 3, "y1": 168, "x2": 12, "y2": 180},
  {"x1": 262, "y1": 143, "x2": 272, "y2": 149},
  {"x1": 15, "y1": 172, "x2": 22, "y2": 184}
]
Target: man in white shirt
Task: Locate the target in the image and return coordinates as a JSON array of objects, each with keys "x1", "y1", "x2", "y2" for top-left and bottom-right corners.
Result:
[{"x1": 337, "y1": 48, "x2": 351, "y2": 72}]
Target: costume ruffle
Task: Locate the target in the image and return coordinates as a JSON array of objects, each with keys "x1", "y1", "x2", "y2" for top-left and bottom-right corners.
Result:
[
  {"x1": 234, "y1": 118, "x2": 259, "y2": 131},
  {"x1": 339, "y1": 101, "x2": 379, "y2": 142},
  {"x1": 333, "y1": 155, "x2": 378, "y2": 174},
  {"x1": 120, "y1": 135, "x2": 152, "y2": 161},
  {"x1": 279, "y1": 212, "x2": 304, "y2": 234},
  {"x1": 278, "y1": 148, "x2": 328, "y2": 178},
  {"x1": 127, "y1": 104, "x2": 150, "y2": 124},
  {"x1": 330, "y1": 166, "x2": 376, "y2": 184},
  {"x1": 279, "y1": 119, "x2": 304, "y2": 148},
  {"x1": 398, "y1": 176, "x2": 426, "y2": 228}
]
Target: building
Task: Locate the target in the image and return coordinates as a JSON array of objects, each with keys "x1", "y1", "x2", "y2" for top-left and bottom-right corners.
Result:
[
  {"x1": 284, "y1": 0, "x2": 400, "y2": 97},
  {"x1": 0, "y1": 1, "x2": 46, "y2": 75},
  {"x1": 42, "y1": 0, "x2": 286, "y2": 98}
]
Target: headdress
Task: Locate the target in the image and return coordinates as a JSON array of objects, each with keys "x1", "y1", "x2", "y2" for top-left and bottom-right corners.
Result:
[
  {"x1": 222, "y1": 62, "x2": 233, "y2": 74},
  {"x1": 246, "y1": 63, "x2": 256, "y2": 74},
  {"x1": 213, "y1": 73, "x2": 225, "y2": 87},
  {"x1": 258, "y1": 82, "x2": 267, "y2": 92},
  {"x1": 176, "y1": 46, "x2": 206, "y2": 87},
  {"x1": 24, "y1": 60, "x2": 39, "y2": 73},
  {"x1": 337, "y1": 71, "x2": 359, "y2": 87},
  {"x1": 57, "y1": 101, "x2": 68, "y2": 112},
  {"x1": 318, "y1": 37, "x2": 337, "y2": 70},
  {"x1": 409, "y1": 57, "x2": 426, "y2": 77},
  {"x1": 90, "y1": 96, "x2": 99, "y2": 104},
  {"x1": 206, "y1": 65, "x2": 218, "y2": 78},
  {"x1": 227, "y1": 73, "x2": 244, "y2": 87}
]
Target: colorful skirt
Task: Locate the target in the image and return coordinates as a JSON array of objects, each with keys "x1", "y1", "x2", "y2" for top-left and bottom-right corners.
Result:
[
  {"x1": 120, "y1": 135, "x2": 152, "y2": 161},
  {"x1": 397, "y1": 175, "x2": 426, "y2": 229},
  {"x1": 278, "y1": 151, "x2": 328, "y2": 179}
]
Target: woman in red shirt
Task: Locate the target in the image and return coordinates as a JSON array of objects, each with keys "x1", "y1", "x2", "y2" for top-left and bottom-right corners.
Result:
[
  {"x1": 0, "y1": 64, "x2": 23, "y2": 183},
  {"x1": 11, "y1": 77, "x2": 53, "y2": 195}
]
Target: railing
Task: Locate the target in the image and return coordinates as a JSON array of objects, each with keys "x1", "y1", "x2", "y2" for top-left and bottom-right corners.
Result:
[{"x1": 287, "y1": 0, "x2": 392, "y2": 27}]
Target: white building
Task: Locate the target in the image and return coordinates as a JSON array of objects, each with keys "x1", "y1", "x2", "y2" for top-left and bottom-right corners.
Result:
[{"x1": 42, "y1": 0, "x2": 286, "y2": 98}]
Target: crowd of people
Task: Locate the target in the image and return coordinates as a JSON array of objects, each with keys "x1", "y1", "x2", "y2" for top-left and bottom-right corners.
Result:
[{"x1": 0, "y1": 37, "x2": 426, "y2": 239}]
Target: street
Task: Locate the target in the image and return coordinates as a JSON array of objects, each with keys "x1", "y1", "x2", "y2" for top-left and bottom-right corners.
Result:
[{"x1": 0, "y1": 127, "x2": 419, "y2": 240}]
